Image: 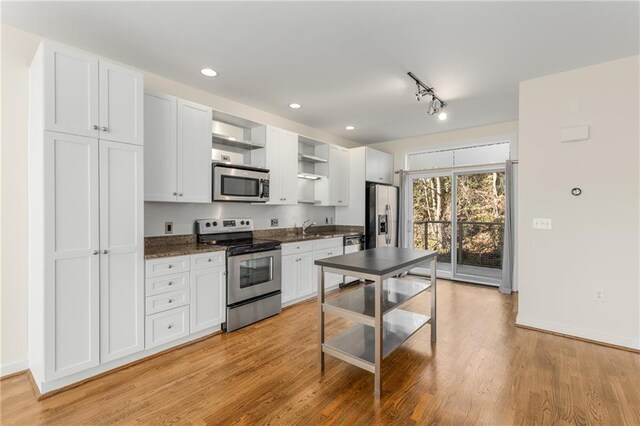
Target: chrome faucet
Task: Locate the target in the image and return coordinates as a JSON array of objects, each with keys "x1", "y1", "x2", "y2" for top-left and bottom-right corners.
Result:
[{"x1": 302, "y1": 219, "x2": 316, "y2": 236}]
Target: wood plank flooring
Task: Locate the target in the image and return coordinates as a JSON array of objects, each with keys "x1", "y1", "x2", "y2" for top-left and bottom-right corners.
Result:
[{"x1": 2, "y1": 279, "x2": 639, "y2": 425}]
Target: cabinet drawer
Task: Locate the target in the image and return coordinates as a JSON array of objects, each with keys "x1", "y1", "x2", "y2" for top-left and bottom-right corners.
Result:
[
  {"x1": 315, "y1": 247, "x2": 343, "y2": 259},
  {"x1": 145, "y1": 306, "x2": 189, "y2": 349},
  {"x1": 281, "y1": 241, "x2": 313, "y2": 256},
  {"x1": 190, "y1": 251, "x2": 225, "y2": 270},
  {"x1": 312, "y1": 237, "x2": 343, "y2": 251},
  {"x1": 146, "y1": 288, "x2": 190, "y2": 315},
  {"x1": 145, "y1": 256, "x2": 190, "y2": 278},
  {"x1": 145, "y1": 272, "x2": 189, "y2": 296}
]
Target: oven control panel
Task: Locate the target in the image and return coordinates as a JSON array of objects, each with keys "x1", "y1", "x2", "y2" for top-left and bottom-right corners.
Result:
[{"x1": 196, "y1": 218, "x2": 253, "y2": 234}]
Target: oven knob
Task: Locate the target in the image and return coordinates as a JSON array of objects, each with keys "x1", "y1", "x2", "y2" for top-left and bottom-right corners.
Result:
[
  {"x1": 212, "y1": 221, "x2": 218, "y2": 227},
  {"x1": 205, "y1": 222, "x2": 211, "y2": 228},
  {"x1": 240, "y1": 220, "x2": 245, "y2": 225}
]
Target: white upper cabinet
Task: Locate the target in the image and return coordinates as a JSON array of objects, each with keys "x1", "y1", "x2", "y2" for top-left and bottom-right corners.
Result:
[
  {"x1": 261, "y1": 126, "x2": 298, "y2": 205},
  {"x1": 43, "y1": 131, "x2": 101, "y2": 380},
  {"x1": 144, "y1": 93, "x2": 212, "y2": 203},
  {"x1": 144, "y1": 92, "x2": 178, "y2": 202},
  {"x1": 39, "y1": 42, "x2": 142, "y2": 144},
  {"x1": 365, "y1": 147, "x2": 394, "y2": 184},
  {"x1": 99, "y1": 61, "x2": 143, "y2": 145},
  {"x1": 330, "y1": 146, "x2": 350, "y2": 206},
  {"x1": 43, "y1": 43, "x2": 99, "y2": 138},
  {"x1": 99, "y1": 141, "x2": 144, "y2": 363},
  {"x1": 177, "y1": 99, "x2": 213, "y2": 203}
]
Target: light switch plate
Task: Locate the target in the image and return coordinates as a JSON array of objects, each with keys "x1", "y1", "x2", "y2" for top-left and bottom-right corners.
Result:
[{"x1": 532, "y1": 218, "x2": 552, "y2": 230}]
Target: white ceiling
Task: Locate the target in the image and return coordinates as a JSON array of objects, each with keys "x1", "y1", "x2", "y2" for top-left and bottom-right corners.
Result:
[{"x1": 2, "y1": 1, "x2": 639, "y2": 144}]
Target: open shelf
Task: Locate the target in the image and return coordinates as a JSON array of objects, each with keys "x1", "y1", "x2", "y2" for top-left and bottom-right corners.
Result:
[
  {"x1": 212, "y1": 132, "x2": 264, "y2": 150},
  {"x1": 322, "y1": 309, "x2": 431, "y2": 370},
  {"x1": 297, "y1": 172, "x2": 327, "y2": 180},
  {"x1": 298, "y1": 153, "x2": 328, "y2": 163},
  {"x1": 323, "y1": 278, "x2": 430, "y2": 325}
]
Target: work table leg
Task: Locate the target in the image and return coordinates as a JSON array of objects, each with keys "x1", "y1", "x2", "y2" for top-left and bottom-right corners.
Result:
[
  {"x1": 430, "y1": 258, "x2": 437, "y2": 343},
  {"x1": 319, "y1": 265, "x2": 325, "y2": 372},
  {"x1": 374, "y1": 275, "x2": 383, "y2": 398}
]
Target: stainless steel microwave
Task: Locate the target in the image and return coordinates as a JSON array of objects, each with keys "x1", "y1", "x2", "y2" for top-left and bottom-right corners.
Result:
[{"x1": 212, "y1": 163, "x2": 270, "y2": 202}]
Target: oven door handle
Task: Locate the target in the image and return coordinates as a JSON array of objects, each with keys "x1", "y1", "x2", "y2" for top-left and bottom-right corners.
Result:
[{"x1": 228, "y1": 247, "x2": 282, "y2": 259}]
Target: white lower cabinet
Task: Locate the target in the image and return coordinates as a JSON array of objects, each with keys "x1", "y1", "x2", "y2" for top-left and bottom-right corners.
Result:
[
  {"x1": 144, "y1": 252, "x2": 226, "y2": 349},
  {"x1": 190, "y1": 265, "x2": 226, "y2": 333},
  {"x1": 281, "y1": 238, "x2": 343, "y2": 306},
  {"x1": 145, "y1": 306, "x2": 190, "y2": 349}
]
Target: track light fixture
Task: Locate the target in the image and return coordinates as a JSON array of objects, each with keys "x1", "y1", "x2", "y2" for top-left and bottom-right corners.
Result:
[{"x1": 408, "y1": 71, "x2": 448, "y2": 120}]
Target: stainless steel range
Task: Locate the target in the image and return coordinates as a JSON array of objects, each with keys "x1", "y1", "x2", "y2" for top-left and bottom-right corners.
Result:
[{"x1": 196, "y1": 219, "x2": 282, "y2": 332}]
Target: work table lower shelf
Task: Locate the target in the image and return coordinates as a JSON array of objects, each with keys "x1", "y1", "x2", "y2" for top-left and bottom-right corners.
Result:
[{"x1": 322, "y1": 309, "x2": 431, "y2": 372}]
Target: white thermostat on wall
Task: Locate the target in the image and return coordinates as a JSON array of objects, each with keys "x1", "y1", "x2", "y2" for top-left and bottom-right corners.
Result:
[{"x1": 560, "y1": 125, "x2": 589, "y2": 143}]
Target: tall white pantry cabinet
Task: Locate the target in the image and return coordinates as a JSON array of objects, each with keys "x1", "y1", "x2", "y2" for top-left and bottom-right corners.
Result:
[{"x1": 28, "y1": 41, "x2": 144, "y2": 391}]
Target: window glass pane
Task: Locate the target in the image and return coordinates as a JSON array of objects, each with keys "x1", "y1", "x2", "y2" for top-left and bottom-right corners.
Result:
[{"x1": 412, "y1": 176, "x2": 452, "y2": 266}]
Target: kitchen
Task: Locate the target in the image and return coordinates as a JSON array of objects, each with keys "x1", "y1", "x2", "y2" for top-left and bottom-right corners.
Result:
[{"x1": 1, "y1": 2, "x2": 639, "y2": 424}]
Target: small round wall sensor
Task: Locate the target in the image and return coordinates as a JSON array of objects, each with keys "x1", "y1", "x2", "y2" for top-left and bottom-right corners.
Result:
[{"x1": 571, "y1": 188, "x2": 582, "y2": 196}]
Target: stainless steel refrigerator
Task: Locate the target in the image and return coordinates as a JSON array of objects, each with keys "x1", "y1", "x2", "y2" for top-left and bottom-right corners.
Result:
[{"x1": 365, "y1": 183, "x2": 398, "y2": 249}]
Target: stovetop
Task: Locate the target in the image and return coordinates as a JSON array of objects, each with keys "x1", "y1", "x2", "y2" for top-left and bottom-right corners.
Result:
[{"x1": 197, "y1": 234, "x2": 280, "y2": 255}]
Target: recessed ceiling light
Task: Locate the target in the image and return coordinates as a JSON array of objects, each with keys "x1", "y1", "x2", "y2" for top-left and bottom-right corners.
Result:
[
  {"x1": 438, "y1": 111, "x2": 448, "y2": 121},
  {"x1": 289, "y1": 103, "x2": 302, "y2": 109},
  {"x1": 345, "y1": 125, "x2": 355, "y2": 130},
  {"x1": 200, "y1": 68, "x2": 218, "y2": 77}
]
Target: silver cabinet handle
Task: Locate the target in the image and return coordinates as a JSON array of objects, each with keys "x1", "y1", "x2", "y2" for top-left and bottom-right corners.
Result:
[
  {"x1": 92, "y1": 250, "x2": 99, "y2": 255},
  {"x1": 167, "y1": 324, "x2": 173, "y2": 329},
  {"x1": 101, "y1": 126, "x2": 108, "y2": 132},
  {"x1": 167, "y1": 264, "x2": 173, "y2": 269},
  {"x1": 208, "y1": 258, "x2": 212, "y2": 262},
  {"x1": 179, "y1": 193, "x2": 183, "y2": 197},
  {"x1": 168, "y1": 299, "x2": 173, "y2": 303},
  {"x1": 327, "y1": 252, "x2": 333, "y2": 256},
  {"x1": 173, "y1": 192, "x2": 178, "y2": 196},
  {"x1": 168, "y1": 281, "x2": 173, "y2": 286},
  {"x1": 92, "y1": 125, "x2": 99, "y2": 130},
  {"x1": 102, "y1": 249, "x2": 109, "y2": 254}
]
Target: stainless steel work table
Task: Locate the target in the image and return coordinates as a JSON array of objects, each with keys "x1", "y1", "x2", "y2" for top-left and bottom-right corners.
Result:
[{"x1": 315, "y1": 247, "x2": 437, "y2": 398}]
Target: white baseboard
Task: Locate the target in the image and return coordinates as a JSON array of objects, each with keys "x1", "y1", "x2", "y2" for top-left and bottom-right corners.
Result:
[
  {"x1": 1, "y1": 360, "x2": 29, "y2": 377},
  {"x1": 516, "y1": 315, "x2": 640, "y2": 350}
]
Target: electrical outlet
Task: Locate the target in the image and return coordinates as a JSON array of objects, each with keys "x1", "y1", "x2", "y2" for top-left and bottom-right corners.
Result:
[
  {"x1": 532, "y1": 218, "x2": 552, "y2": 230},
  {"x1": 325, "y1": 217, "x2": 329, "y2": 224},
  {"x1": 165, "y1": 221, "x2": 173, "y2": 234},
  {"x1": 271, "y1": 218, "x2": 278, "y2": 227},
  {"x1": 594, "y1": 288, "x2": 604, "y2": 302}
]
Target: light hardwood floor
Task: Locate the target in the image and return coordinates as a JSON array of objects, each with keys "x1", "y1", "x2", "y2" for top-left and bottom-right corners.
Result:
[{"x1": 2, "y1": 279, "x2": 639, "y2": 425}]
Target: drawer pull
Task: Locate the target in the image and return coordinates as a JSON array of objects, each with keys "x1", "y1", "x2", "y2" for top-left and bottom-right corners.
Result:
[
  {"x1": 167, "y1": 324, "x2": 173, "y2": 329},
  {"x1": 168, "y1": 281, "x2": 173, "y2": 286},
  {"x1": 168, "y1": 299, "x2": 173, "y2": 303},
  {"x1": 208, "y1": 258, "x2": 212, "y2": 262},
  {"x1": 327, "y1": 252, "x2": 333, "y2": 256},
  {"x1": 167, "y1": 264, "x2": 173, "y2": 269}
]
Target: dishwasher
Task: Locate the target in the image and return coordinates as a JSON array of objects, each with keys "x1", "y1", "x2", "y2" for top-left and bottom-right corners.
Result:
[{"x1": 340, "y1": 234, "x2": 365, "y2": 288}]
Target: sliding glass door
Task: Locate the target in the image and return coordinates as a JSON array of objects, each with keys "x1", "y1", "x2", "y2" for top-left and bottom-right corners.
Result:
[{"x1": 407, "y1": 166, "x2": 505, "y2": 286}]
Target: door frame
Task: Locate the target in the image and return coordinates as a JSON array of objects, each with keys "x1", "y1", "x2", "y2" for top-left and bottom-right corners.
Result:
[{"x1": 404, "y1": 164, "x2": 506, "y2": 286}]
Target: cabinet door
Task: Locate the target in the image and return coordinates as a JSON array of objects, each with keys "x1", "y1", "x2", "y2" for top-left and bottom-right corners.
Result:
[
  {"x1": 99, "y1": 61, "x2": 143, "y2": 145},
  {"x1": 43, "y1": 43, "x2": 99, "y2": 138},
  {"x1": 379, "y1": 151, "x2": 394, "y2": 184},
  {"x1": 365, "y1": 148, "x2": 380, "y2": 182},
  {"x1": 281, "y1": 254, "x2": 297, "y2": 304},
  {"x1": 177, "y1": 99, "x2": 212, "y2": 203},
  {"x1": 99, "y1": 141, "x2": 144, "y2": 363},
  {"x1": 43, "y1": 132, "x2": 100, "y2": 380},
  {"x1": 280, "y1": 130, "x2": 298, "y2": 205},
  {"x1": 264, "y1": 127, "x2": 283, "y2": 203},
  {"x1": 295, "y1": 252, "x2": 314, "y2": 299},
  {"x1": 190, "y1": 266, "x2": 226, "y2": 332},
  {"x1": 144, "y1": 92, "x2": 178, "y2": 201},
  {"x1": 313, "y1": 248, "x2": 344, "y2": 292},
  {"x1": 337, "y1": 148, "x2": 350, "y2": 206}
]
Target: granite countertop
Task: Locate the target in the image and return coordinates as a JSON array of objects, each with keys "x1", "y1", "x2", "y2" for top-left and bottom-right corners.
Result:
[
  {"x1": 144, "y1": 235, "x2": 226, "y2": 259},
  {"x1": 144, "y1": 225, "x2": 365, "y2": 259}
]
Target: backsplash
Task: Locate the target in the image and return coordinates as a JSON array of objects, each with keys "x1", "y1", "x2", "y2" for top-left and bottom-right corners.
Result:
[{"x1": 144, "y1": 202, "x2": 337, "y2": 237}]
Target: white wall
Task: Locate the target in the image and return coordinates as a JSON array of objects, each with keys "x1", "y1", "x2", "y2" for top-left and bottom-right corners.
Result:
[
  {"x1": 517, "y1": 56, "x2": 640, "y2": 349},
  {"x1": 0, "y1": 24, "x2": 357, "y2": 373},
  {"x1": 146, "y1": 202, "x2": 335, "y2": 236}
]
